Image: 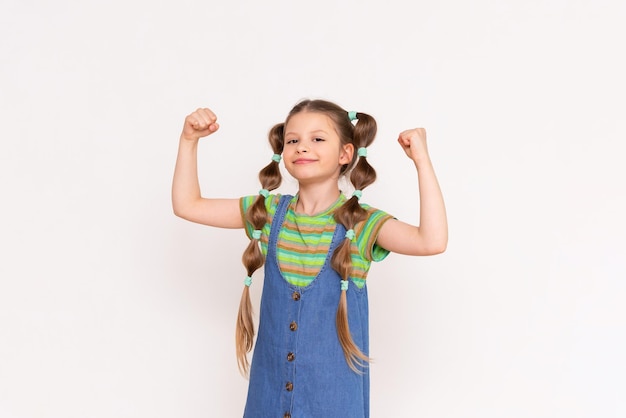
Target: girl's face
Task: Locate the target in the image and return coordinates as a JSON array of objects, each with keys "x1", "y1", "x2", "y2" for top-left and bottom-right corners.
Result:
[{"x1": 282, "y1": 111, "x2": 354, "y2": 185}]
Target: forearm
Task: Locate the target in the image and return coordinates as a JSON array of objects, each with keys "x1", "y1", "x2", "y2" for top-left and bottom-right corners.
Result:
[
  {"x1": 172, "y1": 136, "x2": 201, "y2": 217},
  {"x1": 414, "y1": 155, "x2": 448, "y2": 252}
]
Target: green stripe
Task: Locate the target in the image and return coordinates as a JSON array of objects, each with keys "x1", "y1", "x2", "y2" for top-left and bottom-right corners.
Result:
[{"x1": 240, "y1": 193, "x2": 392, "y2": 288}]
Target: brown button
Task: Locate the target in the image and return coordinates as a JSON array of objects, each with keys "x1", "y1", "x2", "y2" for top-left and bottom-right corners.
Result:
[
  {"x1": 292, "y1": 291, "x2": 301, "y2": 301},
  {"x1": 284, "y1": 414, "x2": 291, "y2": 418},
  {"x1": 285, "y1": 381, "x2": 293, "y2": 391},
  {"x1": 287, "y1": 352, "x2": 295, "y2": 362},
  {"x1": 289, "y1": 321, "x2": 297, "y2": 331}
]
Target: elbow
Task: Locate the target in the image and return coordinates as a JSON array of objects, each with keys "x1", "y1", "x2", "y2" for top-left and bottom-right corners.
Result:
[
  {"x1": 431, "y1": 231, "x2": 448, "y2": 254},
  {"x1": 172, "y1": 201, "x2": 189, "y2": 220},
  {"x1": 172, "y1": 193, "x2": 195, "y2": 220},
  {"x1": 435, "y1": 237, "x2": 448, "y2": 254},
  {"x1": 422, "y1": 237, "x2": 447, "y2": 256},
  {"x1": 430, "y1": 243, "x2": 447, "y2": 255}
]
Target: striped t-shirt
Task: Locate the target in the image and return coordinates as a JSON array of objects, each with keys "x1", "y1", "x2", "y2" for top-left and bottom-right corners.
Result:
[{"x1": 239, "y1": 193, "x2": 393, "y2": 288}]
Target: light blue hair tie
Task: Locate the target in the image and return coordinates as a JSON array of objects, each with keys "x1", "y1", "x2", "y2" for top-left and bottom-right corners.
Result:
[
  {"x1": 341, "y1": 280, "x2": 349, "y2": 291},
  {"x1": 352, "y1": 190, "x2": 362, "y2": 200},
  {"x1": 348, "y1": 111, "x2": 358, "y2": 121},
  {"x1": 345, "y1": 229, "x2": 355, "y2": 241},
  {"x1": 259, "y1": 189, "x2": 269, "y2": 198},
  {"x1": 271, "y1": 154, "x2": 281, "y2": 163},
  {"x1": 252, "y1": 230, "x2": 262, "y2": 240},
  {"x1": 244, "y1": 276, "x2": 253, "y2": 287},
  {"x1": 357, "y1": 147, "x2": 368, "y2": 157}
]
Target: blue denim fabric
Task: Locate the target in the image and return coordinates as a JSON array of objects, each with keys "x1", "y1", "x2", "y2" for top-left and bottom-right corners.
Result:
[{"x1": 243, "y1": 195, "x2": 370, "y2": 418}]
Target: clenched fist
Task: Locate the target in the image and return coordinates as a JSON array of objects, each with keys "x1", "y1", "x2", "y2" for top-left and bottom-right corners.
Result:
[
  {"x1": 181, "y1": 108, "x2": 220, "y2": 141},
  {"x1": 397, "y1": 128, "x2": 429, "y2": 164}
]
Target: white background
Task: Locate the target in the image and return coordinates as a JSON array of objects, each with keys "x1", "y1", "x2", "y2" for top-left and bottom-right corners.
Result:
[{"x1": 1, "y1": 0, "x2": 625, "y2": 417}]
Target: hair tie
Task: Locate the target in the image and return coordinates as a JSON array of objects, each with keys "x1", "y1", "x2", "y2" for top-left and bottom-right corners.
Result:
[
  {"x1": 348, "y1": 111, "x2": 358, "y2": 121},
  {"x1": 357, "y1": 147, "x2": 368, "y2": 157},
  {"x1": 352, "y1": 190, "x2": 362, "y2": 200},
  {"x1": 271, "y1": 154, "x2": 281, "y2": 163},
  {"x1": 341, "y1": 280, "x2": 349, "y2": 291},
  {"x1": 345, "y1": 229, "x2": 355, "y2": 241},
  {"x1": 259, "y1": 189, "x2": 269, "y2": 198},
  {"x1": 252, "y1": 230, "x2": 262, "y2": 240},
  {"x1": 244, "y1": 276, "x2": 253, "y2": 287}
]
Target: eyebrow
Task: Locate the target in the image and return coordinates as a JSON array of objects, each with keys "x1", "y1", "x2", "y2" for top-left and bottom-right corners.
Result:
[{"x1": 284, "y1": 129, "x2": 329, "y2": 136}]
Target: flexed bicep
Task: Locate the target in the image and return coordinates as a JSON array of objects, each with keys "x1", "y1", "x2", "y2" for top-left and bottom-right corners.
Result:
[{"x1": 376, "y1": 218, "x2": 444, "y2": 256}]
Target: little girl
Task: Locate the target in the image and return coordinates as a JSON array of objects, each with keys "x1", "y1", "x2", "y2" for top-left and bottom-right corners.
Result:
[{"x1": 172, "y1": 99, "x2": 447, "y2": 418}]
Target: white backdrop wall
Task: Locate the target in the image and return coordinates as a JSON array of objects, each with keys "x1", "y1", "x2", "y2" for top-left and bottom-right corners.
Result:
[{"x1": 1, "y1": 1, "x2": 625, "y2": 417}]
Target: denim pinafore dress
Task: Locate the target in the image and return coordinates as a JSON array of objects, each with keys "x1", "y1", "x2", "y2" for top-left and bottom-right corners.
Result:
[{"x1": 243, "y1": 195, "x2": 370, "y2": 418}]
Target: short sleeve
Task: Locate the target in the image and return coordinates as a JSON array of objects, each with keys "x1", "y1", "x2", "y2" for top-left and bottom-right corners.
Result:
[
  {"x1": 355, "y1": 206, "x2": 394, "y2": 262},
  {"x1": 239, "y1": 193, "x2": 282, "y2": 239}
]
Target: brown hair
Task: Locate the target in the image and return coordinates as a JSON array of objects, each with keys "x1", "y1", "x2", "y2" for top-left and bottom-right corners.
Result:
[
  {"x1": 236, "y1": 123, "x2": 284, "y2": 375},
  {"x1": 236, "y1": 99, "x2": 377, "y2": 375}
]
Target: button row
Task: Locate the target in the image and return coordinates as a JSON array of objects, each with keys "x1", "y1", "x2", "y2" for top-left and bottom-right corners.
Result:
[
  {"x1": 283, "y1": 292, "x2": 300, "y2": 418},
  {"x1": 285, "y1": 293, "x2": 298, "y2": 417}
]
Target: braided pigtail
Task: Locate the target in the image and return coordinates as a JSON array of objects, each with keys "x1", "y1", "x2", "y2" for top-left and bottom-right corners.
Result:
[
  {"x1": 236, "y1": 123, "x2": 285, "y2": 376},
  {"x1": 331, "y1": 111, "x2": 378, "y2": 372}
]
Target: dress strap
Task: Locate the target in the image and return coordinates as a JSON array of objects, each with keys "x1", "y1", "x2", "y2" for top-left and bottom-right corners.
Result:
[{"x1": 267, "y1": 194, "x2": 293, "y2": 258}]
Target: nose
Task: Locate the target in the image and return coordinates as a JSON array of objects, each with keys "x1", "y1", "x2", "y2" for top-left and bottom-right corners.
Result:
[{"x1": 296, "y1": 141, "x2": 308, "y2": 153}]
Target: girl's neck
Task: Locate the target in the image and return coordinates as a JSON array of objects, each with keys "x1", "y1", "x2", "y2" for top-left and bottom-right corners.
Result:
[{"x1": 295, "y1": 183, "x2": 342, "y2": 216}]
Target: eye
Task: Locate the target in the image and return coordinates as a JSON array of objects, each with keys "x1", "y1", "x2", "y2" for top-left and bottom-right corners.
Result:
[
  {"x1": 313, "y1": 137, "x2": 325, "y2": 142},
  {"x1": 286, "y1": 138, "x2": 298, "y2": 144}
]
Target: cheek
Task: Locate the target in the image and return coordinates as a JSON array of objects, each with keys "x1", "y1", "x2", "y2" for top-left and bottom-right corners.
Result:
[{"x1": 281, "y1": 146, "x2": 294, "y2": 158}]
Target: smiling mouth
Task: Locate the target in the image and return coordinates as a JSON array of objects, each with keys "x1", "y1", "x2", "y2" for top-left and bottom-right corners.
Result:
[{"x1": 293, "y1": 158, "x2": 317, "y2": 164}]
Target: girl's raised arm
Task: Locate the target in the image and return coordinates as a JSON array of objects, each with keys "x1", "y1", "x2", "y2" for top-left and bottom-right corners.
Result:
[
  {"x1": 376, "y1": 128, "x2": 448, "y2": 256},
  {"x1": 172, "y1": 108, "x2": 243, "y2": 228}
]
